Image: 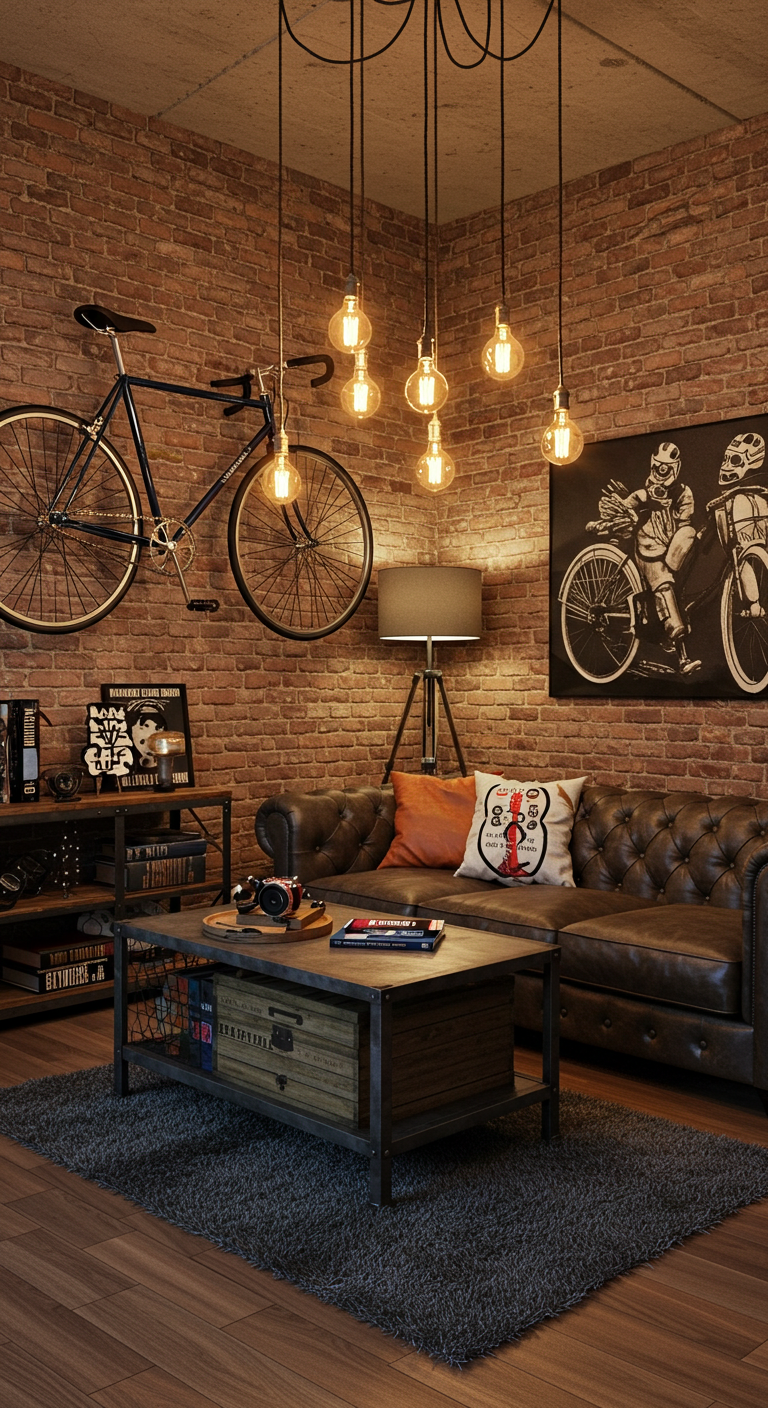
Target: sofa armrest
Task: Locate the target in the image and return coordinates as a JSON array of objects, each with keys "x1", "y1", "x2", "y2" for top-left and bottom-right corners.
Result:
[
  {"x1": 743, "y1": 845, "x2": 768, "y2": 1088},
  {"x1": 255, "y1": 785, "x2": 395, "y2": 884}
]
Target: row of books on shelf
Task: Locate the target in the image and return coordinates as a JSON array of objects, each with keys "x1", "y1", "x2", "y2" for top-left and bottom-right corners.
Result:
[
  {"x1": 0, "y1": 699, "x2": 39, "y2": 804},
  {"x1": 95, "y1": 828, "x2": 207, "y2": 891},
  {"x1": 1, "y1": 931, "x2": 190, "y2": 994}
]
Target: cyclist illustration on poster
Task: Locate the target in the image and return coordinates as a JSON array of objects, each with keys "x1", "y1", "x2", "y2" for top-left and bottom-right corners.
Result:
[{"x1": 549, "y1": 413, "x2": 768, "y2": 698}]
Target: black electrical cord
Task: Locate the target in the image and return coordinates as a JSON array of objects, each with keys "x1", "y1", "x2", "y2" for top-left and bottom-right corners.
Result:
[
  {"x1": 557, "y1": 0, "x2": 564, "y2": 387},
  {"x1": 280, "y1": 0, "x2": 416, "y2": 65},
  {"x1": 349, "y1": 0, "x2": 355, "y2": 275},
  {"x1": 277, "y1": 0, "x2": 285, "y2": 428},
  {"x1": 360, "y1": 0, "x2": 365, "y2": 300},
  {"x1": 432, "y1": 0, "x2": 439, "y2": 358},
  {"x1": 443, "y1": 0, "x2": 556, "y2": 65},
  {"x1": 500, "y1": 0, "x2": 505, "y2": 302},
  {"x1": 436, "y1": 0, "x2": 490, "y2": 70},
  {"x1": 422, "y1": 0, "x2": 430, "y2": 342}
]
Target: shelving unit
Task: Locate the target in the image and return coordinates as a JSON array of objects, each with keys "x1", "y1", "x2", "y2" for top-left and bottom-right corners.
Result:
[{"x1": 0, "y1": 786, "x2": 231, "y2": 1024}]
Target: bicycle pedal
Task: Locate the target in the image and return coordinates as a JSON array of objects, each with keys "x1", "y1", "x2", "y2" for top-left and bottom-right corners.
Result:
[{"x1": 187, "y1": 598, "x2": 220, "y2": 613}]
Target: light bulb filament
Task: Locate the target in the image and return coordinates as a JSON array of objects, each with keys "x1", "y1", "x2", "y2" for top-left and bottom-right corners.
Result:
[
  {"x1": 554, "y1": 422, "x2": 571, "y2": 460},
  {"x1": 353, "y1": 380, "x2": 369, "y2": 414},
  {"x1": 342, "y1": 305, "x2": 360, "y2": 349},
  {"x1": 427, "y1": 453, "x2": 443, "y2": 485},
  {"x1": 273, "y1": 465, "x2": 292, "y2": 501},
  {"x1": 494, "y1": 340, "x2": 512, "y2": 375}
]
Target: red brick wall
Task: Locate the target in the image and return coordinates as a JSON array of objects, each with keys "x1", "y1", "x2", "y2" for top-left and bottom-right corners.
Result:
[
  {"x1": 436, "y1": 112, "x2": 768, "y2": 795},
  {"x1": 2, "y1": 63, "x2": 768, "y2": 885},
  {"x1": 0, "y1": 63, "x2": 438, "y2": 870}
]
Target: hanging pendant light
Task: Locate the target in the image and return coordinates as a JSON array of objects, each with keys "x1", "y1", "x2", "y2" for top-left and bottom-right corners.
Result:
[
  {"x1": 541, "y1": 0, "x2": 583, "y2": 466},
  {"x1": 482, "y1": 2, "x2": 524, "y2": 384},
  {"x1": 405, "y1": 337, "x2": 448, "y2": 414},
  {"x1": 341, "y1": 348, "x2": 381, "y2": 419},
  {"x1": 415, "y1": 414, "x2": 455, "y2": 493},
  {"x1": 268, "y1": 4, "x2": 301, "y2": 508},
  {"x1": 328, "y1": 273, "x2": 371, "y2": 353}
]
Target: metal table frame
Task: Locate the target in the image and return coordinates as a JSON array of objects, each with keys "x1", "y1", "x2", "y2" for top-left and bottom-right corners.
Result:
[{"x1": 114, "y1": 915, "x2": 560, "y2": 1207}]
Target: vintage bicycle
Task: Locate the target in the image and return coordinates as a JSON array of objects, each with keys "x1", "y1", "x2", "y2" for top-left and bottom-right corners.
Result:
[
  {"x1": 558, "y1": 486, "x2": 768, "y2": 693},
  {"x1": 0, "y1": 304, "x2": 373, "y2": 639}
]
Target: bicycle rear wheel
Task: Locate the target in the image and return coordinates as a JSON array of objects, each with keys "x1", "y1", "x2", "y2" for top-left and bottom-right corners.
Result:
[
  {"x1": 0, "y1": 406, "x2": 142, "y2": 633},
  {"x1": 721, "y1": 548, "x2": 768, "y2": 693},
  {"x1": 228, "y1": 445, "x2": 373, "y2": 640},
  {"x1": 559, "y1": 542, "x2": 642, "y2": 683}
]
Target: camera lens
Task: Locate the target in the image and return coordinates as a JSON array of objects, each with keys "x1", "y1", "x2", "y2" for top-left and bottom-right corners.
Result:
[{"x1": 258, "y1": 881, "x2": 292, "y2": 917}]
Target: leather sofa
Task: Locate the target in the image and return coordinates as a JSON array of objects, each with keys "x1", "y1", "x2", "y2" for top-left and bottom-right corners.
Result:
[{"x1": 255, "y1": 784, "x2": 768, "y2": 1110}]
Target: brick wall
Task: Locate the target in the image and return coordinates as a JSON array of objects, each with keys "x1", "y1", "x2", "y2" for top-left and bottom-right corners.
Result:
[
  {"x1": 0, "y1": 63, "x2": 439, "y2": 871},
  {"x1": 2, "y1": 63, "x2": 768, "y2": 884},
  {"x1": 436, "y1": 112, "x2": 768, "y2": 795}
]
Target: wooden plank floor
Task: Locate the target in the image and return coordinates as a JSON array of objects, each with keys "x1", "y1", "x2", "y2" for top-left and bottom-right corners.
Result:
[{"x1": 1, "y1": 1005, "x2": 767, "y2": 1408}]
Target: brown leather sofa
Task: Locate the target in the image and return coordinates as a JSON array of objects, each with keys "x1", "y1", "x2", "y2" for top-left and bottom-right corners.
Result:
[{"x1": 255, "y1": 784, "x2": 768, "y2": 1110}]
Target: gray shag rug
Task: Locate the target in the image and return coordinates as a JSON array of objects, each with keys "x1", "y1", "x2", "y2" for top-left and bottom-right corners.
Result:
[{"x1": 1, "y1": 1065, "x2": 767, "y2": 1366}]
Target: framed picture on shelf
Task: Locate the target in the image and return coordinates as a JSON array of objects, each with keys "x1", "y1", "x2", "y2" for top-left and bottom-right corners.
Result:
[{"x1": 98, "y1": 684, "x2": 194, "y2": 790}]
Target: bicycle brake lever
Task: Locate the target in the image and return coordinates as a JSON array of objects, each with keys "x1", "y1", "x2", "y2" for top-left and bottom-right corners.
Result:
[
  {"x1": 285, "y1": 355, "x2": 335, "y2": 388},
  {"x1": 210, "y1": 371, "x2": 253, "y2": 416}
]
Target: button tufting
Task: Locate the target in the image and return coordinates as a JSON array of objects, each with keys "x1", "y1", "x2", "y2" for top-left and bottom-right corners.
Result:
[
  {"x1": 560, "y1": 1007, "x2": 568, "y2": 1018},
  {"x1": 699, "y1": 1039, "x2": 708, "y2": 1050},
  {"x1": 639, "y1": 852, "x2": 645, "y2": 859},
  {"x1": 603, "y1": 1017, "x2": 612, "y2": 1028},
  {"x1": 668, "y1": 821, "x2": 674, "y2": 828},
  {"x1": 648, "y1": 1029, "x2": 656, "y2": 1039},
  {"x1": 685, "y1": 856, "x2": 690, "y2": 863},
  {"x1": 729, "y1": 862, "x2": 735, "y2": 869}
]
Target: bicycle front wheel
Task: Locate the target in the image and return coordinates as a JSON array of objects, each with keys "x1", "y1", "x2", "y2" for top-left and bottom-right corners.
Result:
[
  {"x1": 559, "y1": 543, "x2": 642, "y2": 683},
  {"x1": 228, "y1": 445, "x2": 373, "y2": 640},
  {"x1": 721, "y1": 547, "x2": 768, "y2": 693},
  {"x1": 0, "y1": 406, "x2": 142, "y2": 633}
]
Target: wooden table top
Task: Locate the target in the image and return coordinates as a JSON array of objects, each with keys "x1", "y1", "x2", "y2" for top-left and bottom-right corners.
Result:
[{"x1": 119, "y1": 902, "x2": 556, "y2": 1002}]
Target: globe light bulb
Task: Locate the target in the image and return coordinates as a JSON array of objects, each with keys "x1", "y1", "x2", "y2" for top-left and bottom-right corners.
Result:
[
  {"x1": 328, "y1": 274, "x2": 372, "y2": 353},
  {"x1": 482, "y1": 303, "x2": 524, "y2": 382},
  {"x1": 404, "y1": 337, "x2": 449, "y2": 414},
  {"x1": 340, "y1": 349, "x2": 381, "y2": 420},
  {"x1": 540, "y1": 385, "x2": 584, "y2": 466},
  {"x1": 260, "y1": 430, "x2": 301, "y2": 505},
  {"x1": 414, "y1": 414, "x2": 456, "y2": 494}
]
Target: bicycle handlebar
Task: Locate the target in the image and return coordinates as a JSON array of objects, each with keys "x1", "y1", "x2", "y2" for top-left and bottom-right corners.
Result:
[
  {"x1": 285, "y1": 354, "x2": 335, "y2": 387},
  {"x1": 210, "y1": 355, "x2": 335, "y2": 416}
]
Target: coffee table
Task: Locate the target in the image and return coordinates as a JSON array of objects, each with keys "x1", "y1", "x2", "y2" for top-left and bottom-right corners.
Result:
[{"x1": 115, "y1": 905, "x2": 560, "y2": 1206}]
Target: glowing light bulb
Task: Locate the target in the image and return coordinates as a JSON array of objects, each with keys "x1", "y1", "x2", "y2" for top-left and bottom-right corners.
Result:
[
  {"x1": 260, "y1": 431, "x2": 301, "y2": 505},
  {"x1": 328, "y1": 275, "x2": 372, "y2": 353},
  {"x1": 404, "y1": 346, "x2": 449, "y2": 415},
  {"x1": 414, "y1": 414, "x2": 456, "y2": 494},
  {"x1": 340, "y1": 349, "x2": 381, "y2": 420},
  {"x1": 482, "y1": 303, "x2": 524, "y2": 382},
  {"x1": 540, "y1": 385, "x2": 584, "y2": 466}
]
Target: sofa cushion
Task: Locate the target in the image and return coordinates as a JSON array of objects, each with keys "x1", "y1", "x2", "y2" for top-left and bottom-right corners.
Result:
[
  {"x1": 457, "y1": 773, "x2": 586, "y2": 887},
  {"x1": 559, "y1": 905, "x2": 743, "y2": 1015},
  {"x1": 416, "y1": 886, "x2": 656, "y2": 946},
  {"x1": 378, "y1": 772, "x2": 476, "y2": 870},
  {"x1": 305, "y1": 867, "x2": 497, "y2": 916}
]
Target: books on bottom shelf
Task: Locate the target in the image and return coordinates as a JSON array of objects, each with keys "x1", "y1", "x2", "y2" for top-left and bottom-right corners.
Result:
[
  {"x1": 330, "y1": 917, "x2": 446, "y2": 953},
  {"x1": 155, "y1": 970, "x2": 215, "y2": 1070},
  {"x1": 95, "y1": 852, "x2": 207, "y2": 890},
  {"x1": 3, "y1": 955, "x2": 114, "y2": 993}
]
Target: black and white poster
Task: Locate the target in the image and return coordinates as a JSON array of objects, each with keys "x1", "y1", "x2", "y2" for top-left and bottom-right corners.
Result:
[
  {"x1": 98, "y1": 684, "x2": 194, "y2": 788},
  {"x1": 550, "y1": 413, "x2": 768, "y2": 698}
]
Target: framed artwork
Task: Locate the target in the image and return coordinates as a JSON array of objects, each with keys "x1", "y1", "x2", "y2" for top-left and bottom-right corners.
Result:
[
  {"x1": 98, "y1": 685, "x2": 194, "y2": 789},
  {"x1": 549, "y1": 412, "x2": 768, "y2": 699}
]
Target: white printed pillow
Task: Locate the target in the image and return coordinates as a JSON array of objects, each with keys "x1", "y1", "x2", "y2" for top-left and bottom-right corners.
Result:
[{"x1": 455, "y1": 773, "x2": 587, "y2": 887}]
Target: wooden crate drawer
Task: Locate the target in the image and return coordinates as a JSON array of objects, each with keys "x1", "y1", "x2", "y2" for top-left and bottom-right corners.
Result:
[{"x1": 214, "y1": 972, "x2": 514, "y2": 1128}]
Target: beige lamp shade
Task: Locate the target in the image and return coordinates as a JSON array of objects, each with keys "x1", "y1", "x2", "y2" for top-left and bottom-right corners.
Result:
[{"x1": 378, "y1": 566, "x2": 482, "y2": 641}]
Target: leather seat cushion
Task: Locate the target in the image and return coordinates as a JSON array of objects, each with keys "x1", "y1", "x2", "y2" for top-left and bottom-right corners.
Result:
[
  {"x1": 305, "y1": 868, "x2": 497, "y2": 915},
  {"x1": 559, "y1": 905, "x2": 743, "y2": 1014},
  {"x1": 415, "y1": 886, "x2": 656, "y2": 945}
]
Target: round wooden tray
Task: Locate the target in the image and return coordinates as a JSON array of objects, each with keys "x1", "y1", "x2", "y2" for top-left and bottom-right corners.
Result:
[{"x1": 202, "y1": 907, "x2": 334, "y2": 943}]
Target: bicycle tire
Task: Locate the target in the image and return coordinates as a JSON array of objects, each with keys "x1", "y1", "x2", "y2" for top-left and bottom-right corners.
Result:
[
  {"x1": 559, "y1": 543, "x2": 642, "y2": 684},
  {"x1": 228, "y1": 444, "x2": 373, "y2": 640},
  {"x1": 720, "y1": 546, "x2": 768, "y2": 693},
  {"x1": 0, "y1": 405, "x2": 142, "y2": 633}
]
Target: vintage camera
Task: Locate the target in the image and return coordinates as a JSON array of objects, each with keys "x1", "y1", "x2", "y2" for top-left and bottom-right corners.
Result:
[
  {"x1": 43, "y1": 765, "x2": 84, "y2": 801},
  {"x1": 233, "y1": 874, "x2": 303, "y2": 919}
]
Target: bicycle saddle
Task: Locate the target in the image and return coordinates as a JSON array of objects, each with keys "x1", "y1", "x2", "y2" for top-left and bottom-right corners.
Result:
[{"x1": 74, "y1": 304, "x2": 157, "y2": 335}]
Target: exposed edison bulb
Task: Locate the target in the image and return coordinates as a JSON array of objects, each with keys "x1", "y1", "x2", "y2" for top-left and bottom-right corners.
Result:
[
  {"x1": 414, "y1": 414, "x2": 456, "y2": 494},
  {"x1": 328, "y1": 275, "x2": 372, "y2": 353},
  {"x1": 482, "y1": 303, "x2": 524, "y2": 382},
  {"x1": 260, "y1": 430, "x2": 301, "y2": 505},
  {"x1": 404, "y1": 338, "x2": 449, "y2": 414},
  {"x1": 541, "y1": 385, "x2": 584, "y2": 466},
  {"x1": 340, "y1": 349, "x2": 381, "y2": 420}
]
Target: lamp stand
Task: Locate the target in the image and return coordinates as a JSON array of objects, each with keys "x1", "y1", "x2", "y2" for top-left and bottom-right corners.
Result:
[{"x1": 382, "y1": 637, "x2": 468, "y2": 784}]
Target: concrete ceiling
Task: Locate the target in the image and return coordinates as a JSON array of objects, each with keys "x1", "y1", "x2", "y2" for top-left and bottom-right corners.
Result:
[{"x1": 3, "y1": 1, "x2": 767, "y2": 221}]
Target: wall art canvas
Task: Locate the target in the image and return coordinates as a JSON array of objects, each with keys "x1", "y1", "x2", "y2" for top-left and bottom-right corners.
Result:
[
  {"x1": 99, "y1": 685, "x2": 194, "y2": 789},
  {"x1": 549, "y1": 412, "x2": 768, "y2": 698}
]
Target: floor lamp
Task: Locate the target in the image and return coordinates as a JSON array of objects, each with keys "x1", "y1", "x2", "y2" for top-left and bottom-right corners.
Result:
[{"x1": 379, "y1": 566, "x2": 482, "y2": 782}]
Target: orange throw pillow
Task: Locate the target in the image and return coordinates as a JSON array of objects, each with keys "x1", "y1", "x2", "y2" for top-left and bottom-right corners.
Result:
[{"x1": 378, "y1": 771, "x2": 477, "y2": 870}]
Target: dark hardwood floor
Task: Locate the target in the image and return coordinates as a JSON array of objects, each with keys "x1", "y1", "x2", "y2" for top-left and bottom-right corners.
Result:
[{"x1": 1, "y1": 1005, "x2": 767, "y2": 1408}]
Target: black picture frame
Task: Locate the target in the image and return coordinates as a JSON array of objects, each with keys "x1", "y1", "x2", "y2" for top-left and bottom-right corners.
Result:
[
  {"x1": 549, "y1": 412, "x2": 768, "y2": 699},
  {"x1": 99, "y1": 684, "x2": 194, "y2": 789}
]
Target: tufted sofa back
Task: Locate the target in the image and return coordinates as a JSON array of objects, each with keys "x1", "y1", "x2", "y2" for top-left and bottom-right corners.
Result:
[
  {"x1": 256, "y1": 785, "x2": 396, "y2": 883},
  {"x1": 573, "y1": 786, "x2": 768, "y2": 909}
]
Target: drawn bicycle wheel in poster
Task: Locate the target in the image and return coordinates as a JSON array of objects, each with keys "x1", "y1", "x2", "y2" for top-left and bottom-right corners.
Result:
[{"x1": 550, "y1": 413, "x2": 768, "y2": 698}]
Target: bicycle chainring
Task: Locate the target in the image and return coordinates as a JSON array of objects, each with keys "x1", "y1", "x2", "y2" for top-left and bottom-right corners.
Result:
[{"x1": 148, "y1": 519, "x2": 196, "y2": 574}]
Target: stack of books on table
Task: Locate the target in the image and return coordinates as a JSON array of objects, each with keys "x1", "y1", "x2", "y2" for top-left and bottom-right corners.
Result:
[
  {"x1": 330, "y1": 917, "x2": 446, "y2": 953},
  {"x1": 2, "y1": 933, "x2": 114, "y2": 992},
  {"x1": 95, "y1": 828, "x2": 207, "y2": 891}
]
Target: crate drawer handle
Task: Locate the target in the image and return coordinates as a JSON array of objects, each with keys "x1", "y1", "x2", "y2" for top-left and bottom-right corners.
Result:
[{"x1": 269, "y1": 1006, "x2": 303, "y2": 1025}]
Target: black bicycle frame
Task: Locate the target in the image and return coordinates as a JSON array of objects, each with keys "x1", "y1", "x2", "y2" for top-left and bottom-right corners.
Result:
[{"x1": 53, "y1": 373, "x2": 276, "y2": 547}]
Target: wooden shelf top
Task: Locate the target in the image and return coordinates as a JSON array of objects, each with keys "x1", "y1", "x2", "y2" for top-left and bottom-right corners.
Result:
[
  {"x1": 0, "y1": 878, "x2": 224, "y2": 925},
  {"x1": 0, "y1": 786, "x2": 231, "y2": 827}
]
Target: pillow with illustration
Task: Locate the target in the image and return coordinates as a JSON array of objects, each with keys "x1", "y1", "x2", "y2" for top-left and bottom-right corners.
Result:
[{"x1": 455, "y1": 772, "x2": 587, "y2": 887}]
